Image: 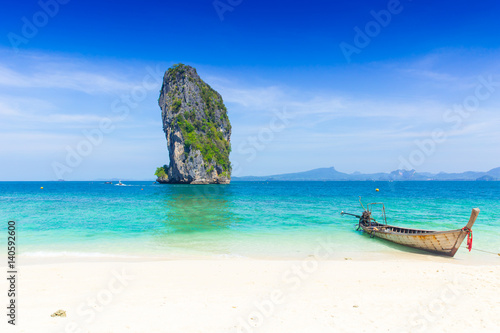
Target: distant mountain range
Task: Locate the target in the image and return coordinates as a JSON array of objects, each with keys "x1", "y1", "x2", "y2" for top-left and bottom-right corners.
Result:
[{"x1": 232, "y1": 166, "x2": 500, "y2": 181}]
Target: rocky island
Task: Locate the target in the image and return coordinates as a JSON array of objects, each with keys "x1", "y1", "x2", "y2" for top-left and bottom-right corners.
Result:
[{"x1": 155, "y1": 64, "x2": 231, "y2": 184}]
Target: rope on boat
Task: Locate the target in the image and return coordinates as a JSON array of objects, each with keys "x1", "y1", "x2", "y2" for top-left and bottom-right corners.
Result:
[
  {"x1": 461, "y1": 227, "x2": 473, "y2": 252},
  {"x1": 462, "y1": 245, "x2": 500, "y2": 256}
]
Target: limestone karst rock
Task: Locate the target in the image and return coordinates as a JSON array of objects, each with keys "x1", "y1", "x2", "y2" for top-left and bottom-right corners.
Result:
[{"x1": 156, "y1": 64, "x2": 231, "y2": 184}]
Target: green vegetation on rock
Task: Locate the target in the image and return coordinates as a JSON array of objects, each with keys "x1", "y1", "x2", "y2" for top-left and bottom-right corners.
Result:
[
  {"x1": 175, "y1": 112, "x2": 231, "y2": 171},
  {"x1": 154, "y1": 165, "x2": 168, "y2": 179},
  {"x1": 168, "y1": 63, "x2": 187, "y2": 77},
  {"x1": 172, "y1": 99, "x2": 182, "y2": 113}
]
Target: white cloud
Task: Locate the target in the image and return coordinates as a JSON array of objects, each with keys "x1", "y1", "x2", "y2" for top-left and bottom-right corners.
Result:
[
  {"x1": 0, "y1": 49, "x2": 162, "y2": 95},
  {"x1": 215, "y1": 84, "x2": 286, "y2": 109},
  {"x1": 1, "y1": 48, "x2": 499, "y2": 179},
  {"x1": 401, "y1": 68, "x2": 458, "y2": 82},
  {"x1": 0, "y1": 95, "x2": 118, "y2": 128},
  {"x1": 0, "y1": 102, "x2": 21, "y2": 117},
  {"x1": 0, "y1": 64, "x2": 136, "y2": 94}
]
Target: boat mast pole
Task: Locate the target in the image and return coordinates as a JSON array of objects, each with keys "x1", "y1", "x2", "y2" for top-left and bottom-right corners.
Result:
[{"x1": 341, "y1": 211, "x2": 361, "y2": 219}]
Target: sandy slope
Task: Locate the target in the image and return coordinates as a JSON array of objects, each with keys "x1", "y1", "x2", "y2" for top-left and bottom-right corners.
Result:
[{"x1": 1, "y1": 258, "x2": 499, "y2": 333}]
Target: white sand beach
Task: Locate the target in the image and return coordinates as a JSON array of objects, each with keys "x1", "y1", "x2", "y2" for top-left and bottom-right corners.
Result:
[{"x1": 2, "y1": 256, "x2": 499, "y2": 333}]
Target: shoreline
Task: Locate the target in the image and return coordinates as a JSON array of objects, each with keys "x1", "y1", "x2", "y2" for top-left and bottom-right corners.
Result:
[{"x1": 6, "y1": 245, "x2": 499, "y2": 266}]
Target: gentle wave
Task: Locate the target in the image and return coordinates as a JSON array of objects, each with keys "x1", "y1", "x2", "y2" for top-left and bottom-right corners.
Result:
[
  {"x1": 22, "y1": 251, "x2": 141, "y2": 258},
  {"x1": 214, "y1": 253, "x2": 249, "y2": 259}
]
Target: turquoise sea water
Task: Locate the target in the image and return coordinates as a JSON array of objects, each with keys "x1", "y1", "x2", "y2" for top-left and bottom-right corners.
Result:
[{"x1": 1, "y1": 181, "x2": 499, "y2": 260}]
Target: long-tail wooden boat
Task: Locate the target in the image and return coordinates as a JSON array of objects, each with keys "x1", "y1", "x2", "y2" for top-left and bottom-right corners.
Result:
[{"x1": 341, "y1": 203, "x2": 479, "y2": 257}]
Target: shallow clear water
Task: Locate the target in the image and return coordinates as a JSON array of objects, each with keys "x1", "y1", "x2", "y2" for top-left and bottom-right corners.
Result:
[{"x1": 1, "y1": 181, "x2": 499, "y2": 260}]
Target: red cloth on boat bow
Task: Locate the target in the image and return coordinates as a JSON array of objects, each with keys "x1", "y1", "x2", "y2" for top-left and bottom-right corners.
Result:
[{"x1": 462, "y1": 227, "x2": 473, "y2": 252}]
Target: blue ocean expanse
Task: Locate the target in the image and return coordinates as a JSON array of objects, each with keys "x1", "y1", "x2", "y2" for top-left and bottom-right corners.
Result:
[{"x1": 1, "y1": 181, "x2": 499, "y2": 260}]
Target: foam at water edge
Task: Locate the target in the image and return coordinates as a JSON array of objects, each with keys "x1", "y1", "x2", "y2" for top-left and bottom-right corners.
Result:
[
  {"x1": 22, "y1": 251, "x2": 141, "y2": 258},
  {"x1": 214, "y1": 253, "x2": 249, "y2": 259}
]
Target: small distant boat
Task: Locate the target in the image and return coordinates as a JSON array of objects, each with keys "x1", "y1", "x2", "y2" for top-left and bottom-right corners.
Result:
[
  {"x1": 342, "y1": 200, "x2": 479, "y2": 257},
  {"x1": 104, "y1": 181, "x2": 113, "y2": 184}
]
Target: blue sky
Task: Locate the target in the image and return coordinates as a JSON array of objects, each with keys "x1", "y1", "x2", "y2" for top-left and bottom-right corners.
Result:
[{"x1": 1, "y1": 0, "x2": 499, "y2": 180}]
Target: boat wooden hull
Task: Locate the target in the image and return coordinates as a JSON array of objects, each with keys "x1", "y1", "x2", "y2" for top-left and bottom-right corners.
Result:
[{"x1": 360, "y1": 208, "x2": 479, "y2": 257}]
